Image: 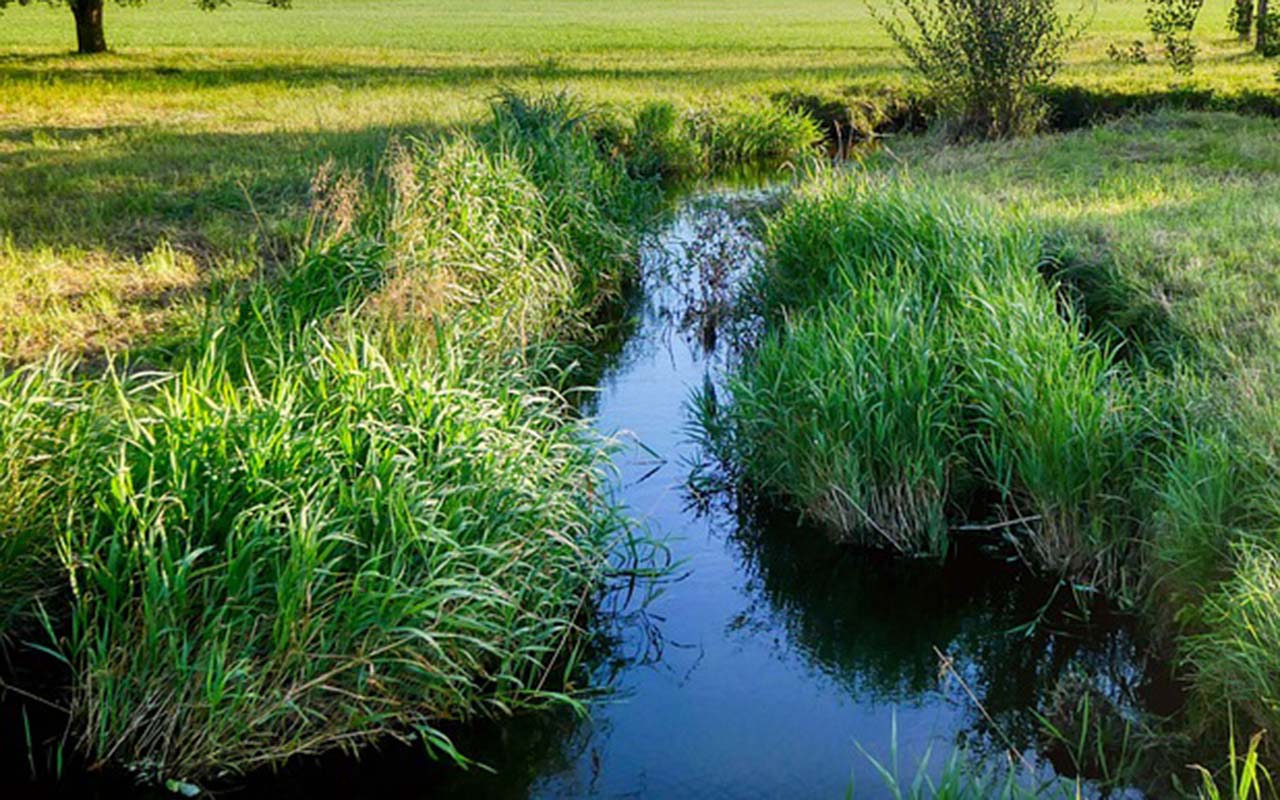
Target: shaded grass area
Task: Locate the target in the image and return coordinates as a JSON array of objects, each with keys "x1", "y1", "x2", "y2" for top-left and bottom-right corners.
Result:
[
  {"x1": 0, "y1": 91, "x2": 821, "y2": 785},
  {"x1": 0, "y1": 122, "x2": 411, "y2": 360},
  {"x1": 707, "y1": 112, "x2": 1280, "y2": 776}
]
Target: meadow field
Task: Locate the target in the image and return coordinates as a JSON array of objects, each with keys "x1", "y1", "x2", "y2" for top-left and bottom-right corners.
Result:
[
  {"x1": 5, "y1": 1, "x2": 1280, "y2": 796},
  {"x1": 0, "y1": 0, "x2": 1275, "y2": 359}
]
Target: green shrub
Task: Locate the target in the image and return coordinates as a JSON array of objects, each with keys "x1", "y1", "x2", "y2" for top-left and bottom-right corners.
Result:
[
  {"x1": 1228, "y1": 0, "x2": 1254, "y2": 40},
  {"x1": 1146, "y1": 0, "x2": 1206, "y2": 75},
  {"x1": 871, "y1": 0, "x2": 1078, "y2": 138}
]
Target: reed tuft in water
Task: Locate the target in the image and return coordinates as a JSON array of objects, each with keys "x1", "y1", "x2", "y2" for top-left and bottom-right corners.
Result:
[{"x1": 711, "y1": 176, "x2": 1147, "y2": 567}]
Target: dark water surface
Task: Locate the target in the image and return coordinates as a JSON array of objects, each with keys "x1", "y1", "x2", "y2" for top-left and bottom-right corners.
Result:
[{"x1": 3, "y1": 191, "x2": 1172, "y2": 799}]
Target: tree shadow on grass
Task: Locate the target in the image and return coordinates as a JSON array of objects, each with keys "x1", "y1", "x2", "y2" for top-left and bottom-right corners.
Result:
[
  {"x1": 0, "y1": 121, "x2": 449, "y2": 258},
  {"x1": 0, "y1": 48, "x2": 893, "y2": 90},
  {"x1": 0, "y1": 120, "x2": 451, "y2": 362}
]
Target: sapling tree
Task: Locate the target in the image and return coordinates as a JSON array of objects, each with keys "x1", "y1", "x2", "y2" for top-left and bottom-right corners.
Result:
[
  {"x1": 1219, "y1": 0, "x2": 1278, "y2": 54},
  {"x1": 1259, "y1": 0, "x2": 1279, "y2": 55},
  {"x1": 870, "y1": 0, "x2": 1080, "y2": 138},
  {"x1": 1229, "y1": 0, "x2": 1254, "y2": 39},
  {"x1": 1146, "y1": 0, "x2": 1205, "y2": 75},
  {"x1": 0, "y1": 0, "x2": 291, "y2": 55}
]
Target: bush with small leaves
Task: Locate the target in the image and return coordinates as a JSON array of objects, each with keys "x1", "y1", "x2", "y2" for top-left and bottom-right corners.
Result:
[
  {"x1": 1107, "y1": 40, "x2": 1150, "y2": 64},
  {"x1": 1228, "y1": 0, "x2": 1254, "y2": 40},
  {"x1": 1146, "y1": 0, "x2": 1205, "y2": 76},
  {"x1": 870, "y1": 0, "x2": 1079, "y2": 138}
]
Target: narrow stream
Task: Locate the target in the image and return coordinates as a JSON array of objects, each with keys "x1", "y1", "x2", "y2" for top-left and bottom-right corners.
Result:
[
  {"x1": 3, "y1": 190, "x2": 1174, "y2": 799},
  {"x1": 411, "y1": 190, "x2": 1173, "y2": 799}
]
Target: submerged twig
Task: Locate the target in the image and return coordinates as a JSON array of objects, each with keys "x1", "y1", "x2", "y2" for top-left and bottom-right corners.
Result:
[
  {"x1": 933, "y1": 645, "x2": 1038, "y2": 774},
  {"x1": 950, "y1": 514, "x2": 1043, "y2": 533}
]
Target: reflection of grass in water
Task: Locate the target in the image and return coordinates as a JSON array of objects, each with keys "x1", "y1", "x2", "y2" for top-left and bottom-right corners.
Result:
[
  {"x1": 858, "y1": 708, "x2": 1280, "y2": 799},
  {"x1": 852, "y1": 712, "x2": 1080, "y2": 799},
  {"x1": 708, "y1": 492, "x2": 1160, "y2": 779}
]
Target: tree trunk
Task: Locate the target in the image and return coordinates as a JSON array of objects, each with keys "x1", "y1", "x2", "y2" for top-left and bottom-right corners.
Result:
[
  {"x1": 1259, "y1": 0, "x2": 1270, "y2": 54},
  {"x1": 71, "y1": 0, "x2": 107, "y2": 55},
  {"x1": 1234, "y1": 0, "x2": 1254, "y2": 39}
]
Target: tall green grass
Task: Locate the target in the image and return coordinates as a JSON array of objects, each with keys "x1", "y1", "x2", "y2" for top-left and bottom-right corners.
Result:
[
  {"x1": 1185, "y1": 544, "x2": 1280, "y2": 759},
  {"x1": 0, "y1": 358, "x2": 101, "y2": 639},
  {"x1": 959, "y1": 265, "x2": 1138, "y2": 579},
  {"x1": 0, "y1": 89, "x2": 826, "y2": 784},
  {"x1": 689, "y1": 99, "x2": 824, "y2": 167},
  {"x1": 234, "y1": 91, "x2": 652, "y2": 356},
  {"x1": 1193, "y1": 717, "x2": 1277, "y2": 800},
  {"x1": 61, "y1": 328, "x2": 620, "y2": 781},
  {"x1": 721, "y1": 273, "x2": 958, "y2": 554},
  {"x1": 710, "y1": 162, "x2": 1280, "y2": 774},
  {"x1": 712, "y1": 176, "x2": 1148, "y2": 569}
]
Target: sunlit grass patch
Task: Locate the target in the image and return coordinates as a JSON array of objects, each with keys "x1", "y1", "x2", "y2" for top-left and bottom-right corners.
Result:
[
  {"x1": 60, "y1": 328, "x2": 621, "y2": 782},
  {"x1": 712, "y1": 177, "x2": 1147, "y2": 569},
  {"x1": 0, "y1": 241, "x2": 210, "y2": 360}
]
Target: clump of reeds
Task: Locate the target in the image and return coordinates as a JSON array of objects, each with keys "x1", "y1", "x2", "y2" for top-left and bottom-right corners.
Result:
[
  {"x1": 0, "y1": 356, "x2": 102, "y2": 638},
  {"x1": 617, "y1": 97, "x2": 822, "y2": 183},
  {"x1": 59, "y1": 326, "x2": 621, "y2": 782},
  {"x1": 958, "y1": 261, "x2": 1139, "y2": 578},
  {"x1": 712, "y1": 175, "x2": 1147, "y2": 570},
  {"x1": 688, "y1": 98, "x2": 823, "y2": 168},
  {"x1": 1184, "y1": 543, "x2": 1280, "y2": 762},
  {"x1": 720, "y1": 278, "x2": 958, "y2": 555}
]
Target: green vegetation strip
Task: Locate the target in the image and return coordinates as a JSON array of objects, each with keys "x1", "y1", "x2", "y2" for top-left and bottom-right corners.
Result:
[
  {"x1": 707, "y1": 114, "x2": 1280, "y2": 773},
  {"x1": 0, "y1": 91, "x2": 819, "y2": 784}
]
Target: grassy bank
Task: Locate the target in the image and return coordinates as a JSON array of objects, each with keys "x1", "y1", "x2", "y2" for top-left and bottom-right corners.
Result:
[
  {"x1": 3, "y1": 1, "x2": 1280, "y2": 361},
  {"x1": 707, "y1": 111, "x2": 1280, "y2": 780},
  {"x1": 712, "y1": 177, "x2": 1148, "y2": 573},
  {"x1": 0, "y1": 92, "x2": 819, "y2": 785}
]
